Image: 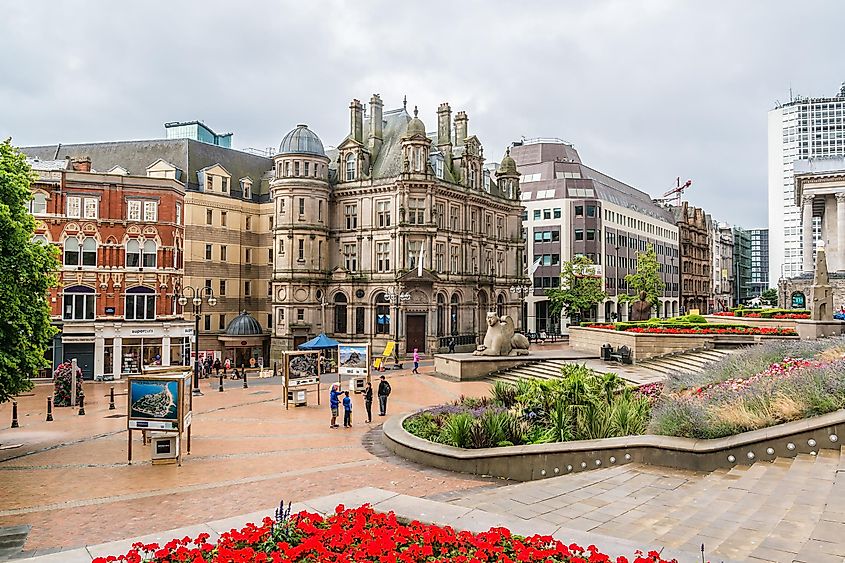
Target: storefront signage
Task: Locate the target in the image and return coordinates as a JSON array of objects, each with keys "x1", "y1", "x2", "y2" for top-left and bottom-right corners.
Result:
[
  {"x1": 105, "y1": 307, "x2": 116, "y2": 314},
  {"x1": 183, "y1": 327, "x2": 194, "y2": 336},
  {"x1": 62, "y1": 336, "x2": 95, "y2": 344},
  {"x1": 130, "y1": 328, "x2": 156, "y2": 336}
]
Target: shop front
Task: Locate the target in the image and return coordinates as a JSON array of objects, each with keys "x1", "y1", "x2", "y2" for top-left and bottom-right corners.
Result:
[
  {"x1": 218, "y1": 311, "x2": 269, "y2": 370},
  {"x1": 61, "y1": 320, "x2": 194, "y2": 380}
]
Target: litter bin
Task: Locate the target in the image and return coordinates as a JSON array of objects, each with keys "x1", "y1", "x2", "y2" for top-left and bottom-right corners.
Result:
[
  {"x1": 600, "y1": 343, "x2": 613, "y2": 361},
  {"x1": 287, "y1": 388, "x2": 307, "y2": 406}
]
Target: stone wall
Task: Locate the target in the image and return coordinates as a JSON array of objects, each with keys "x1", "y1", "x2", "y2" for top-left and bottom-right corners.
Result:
[
  {"x1": 779, "y1": 274, "x2": 845, "y2": 312},
  {"x1": 568, "y1": 327, "x2": 712, "y2": 362}
]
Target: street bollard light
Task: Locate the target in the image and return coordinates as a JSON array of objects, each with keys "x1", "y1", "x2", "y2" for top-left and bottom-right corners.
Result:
[
  {"x1": 11, "y1": 401, "x2": 19, "y2": 428},
  {"x1": 243, "y1": 369, "x2": 248, "y2": 389},
  {"x1": 109, "y1": 386, "x2": 116, "y2": 410},
  {"x1": 46, "y1": 397, "x2": 53, "y2": 422},
  {"x1": 78, "y1": 396, "x2": 85, "y2": 416}
]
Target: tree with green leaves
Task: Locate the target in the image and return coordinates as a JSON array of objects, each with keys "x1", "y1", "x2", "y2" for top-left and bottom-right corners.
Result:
[
  {"x1": 546, "y1": 255, "x2": 607, "y2": 323},
  {"x1": 761, "y1": 288, "x2": 778, "y2": 307},
  {"x1": 0, "y1": 139, "x2": 59, "y2": 403},
  {"x1": 619, "y1": 243, "x2": 663, "y2": 306}
]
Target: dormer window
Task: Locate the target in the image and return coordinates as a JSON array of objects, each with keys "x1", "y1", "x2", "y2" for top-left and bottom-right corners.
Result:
[
  {"x1": 240, "y1": 178, "x2": 252, "y2": 199},
  {"x1": 221, "y1": 177, "x2": 229, "y2": 193},
  {"x1": 434, "y1": 158, "x2": 444, "y2": 179},
  {"x1": 346, "y1": 153, "x2": 356, "y2": 181},
  {"x1": 206, "y1": 175, "x2": 213, "y2": 191}
]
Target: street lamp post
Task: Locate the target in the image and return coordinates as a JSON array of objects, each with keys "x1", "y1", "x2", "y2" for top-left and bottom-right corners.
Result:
[
  {"x1": 177, "y1": 286, "x2": 217, "y2": 396},
  {"x1": 509, "y1": 279, "x2": 532, "y2": 333},
  {"x1": 384, "y1": 285, "x2": 410, "y2": 367}
]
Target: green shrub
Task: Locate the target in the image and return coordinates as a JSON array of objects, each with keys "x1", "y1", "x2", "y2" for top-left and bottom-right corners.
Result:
[
  {"x1": 403, "y1": 412, "x2": 440, "y2": 442},
  {"x1": 441, "y1": 413, "x2": 473, "y2": 447},
  {"x1": 491, "y1": 381, "x2": 517, "y2": 408}
]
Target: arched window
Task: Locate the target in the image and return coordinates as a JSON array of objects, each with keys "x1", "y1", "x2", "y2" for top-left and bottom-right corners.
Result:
[
  {"x1": 334, "y1": 293, "x2": 348, "y2": 334},
  {"x1": 450, "y1": 294, "x2": 459, "y2": 335},
  {"x1": 63, "y1": 285, "x2": 95, "y2": 321},
  {"x1": 30, "y1": 192, "x2": 47, "y2": 214},
  {"x1": 142, "y1": 240, "x2": 157, "y2": 268},
  {"x1": 63, "y1": 236, "x2": 80, "y2": 266},
  {"x1": 497, "y1": 294, "x2": 505, "y2": 317},
  {"x1": 82, "y1": 237, "x2": 97, "y2": 266},
  {"x1": 126, "y1": 240, "x2": 141, "y2": 267},
  {"x1": 436, "y1": 293, "x2": 446, "y2": 337},
  {"x1": 375, "y1": 292, "x2": 390, "y2": 334},
  {"x1": 125, "y1": 286, "x2": 156, "y2": 321},
  {"x1": 345, "y1": 153, "x2": 356, "y2": 182},
  {"x1": 32, "y1": 234, "x2": 48, "y2": 245}
]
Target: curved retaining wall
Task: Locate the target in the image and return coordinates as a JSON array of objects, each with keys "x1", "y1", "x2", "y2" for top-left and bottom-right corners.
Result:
[{"x1": 383, "y1": 410, "x2": 845, "y2": 481}]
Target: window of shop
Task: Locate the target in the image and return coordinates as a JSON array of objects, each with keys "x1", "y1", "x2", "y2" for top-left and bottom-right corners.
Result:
[
  {"x1": 121, "y1": 337, "x2": 165, "y2": 374},
  {"x1": 103, "y1": 338, "x2": 114, "y2": 376},
  {"x1": 125, "y1": 286, "x2": 156, "y2": 320},
  {"x1": 375, "y1": 293, "x2": 390, "y2": 334},
  {"x1": 63, "y1": 285, "x2": 95, "y2": 321}
]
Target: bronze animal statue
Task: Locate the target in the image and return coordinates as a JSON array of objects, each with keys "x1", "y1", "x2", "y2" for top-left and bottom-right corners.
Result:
[{"x1": 474, "y1": 312, "x2": 530, "y2": 356}]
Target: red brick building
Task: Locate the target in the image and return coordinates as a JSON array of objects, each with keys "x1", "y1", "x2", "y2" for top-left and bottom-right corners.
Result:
[{"x1": 29, "y1": 158, "x2": 192, "y2": 379}]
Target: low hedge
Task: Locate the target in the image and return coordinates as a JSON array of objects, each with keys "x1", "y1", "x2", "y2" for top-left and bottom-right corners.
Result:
[{"x1": 580, "y1": 321, "x2": 755, "y2": 331}]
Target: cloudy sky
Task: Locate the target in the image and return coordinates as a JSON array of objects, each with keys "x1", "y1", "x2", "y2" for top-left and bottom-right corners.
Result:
[{"x1": 2, "y1": 0, "x2": 844, "y2": 227}]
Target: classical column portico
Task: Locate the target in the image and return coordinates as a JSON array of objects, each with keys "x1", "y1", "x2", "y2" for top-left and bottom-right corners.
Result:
[
  {"x1": 803, "y1": 195, "x2": 815, "y2": 274},
  {"x1": 837, "y1": 193, "x2": 845, "y2": 272}
]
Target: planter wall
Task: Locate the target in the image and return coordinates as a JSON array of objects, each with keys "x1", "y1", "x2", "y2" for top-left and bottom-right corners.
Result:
[
  {"x1": 383, "y1": 410, "x2": 845, "y2": 482},
  {"x1": 703, "y1": 315, "x2": 799, "y2": 330}
]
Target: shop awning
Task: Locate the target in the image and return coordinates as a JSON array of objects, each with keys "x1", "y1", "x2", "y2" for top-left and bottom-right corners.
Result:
[{"x1": 298, "y1": 333, "x2": 340, "y2": 350}]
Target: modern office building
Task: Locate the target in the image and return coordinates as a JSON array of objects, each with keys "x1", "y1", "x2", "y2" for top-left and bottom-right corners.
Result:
[
  {"x1": 512, "y1": 139, "x2": 680, "y2": 331},
  {"x1": 749, "y1": 228, "x2": 769, "y2": 297},
  {"x1": 26, "y1": 157, "x2": 192, "y2": 380},
  {"x1": 165, "y1": 120, "x2": 233, "y2": 148},
  {"x1": 767, "y1": 82, "x2": 845, "y2": 286},
  {"x1": 733, "y1": 226, "x2": 753, "y2": 304}
]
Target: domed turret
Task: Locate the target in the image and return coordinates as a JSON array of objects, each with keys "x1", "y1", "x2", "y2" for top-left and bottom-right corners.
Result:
[
  {"x1": 498, "y1": 148, "x2": 518, "y2": 176},
  {"x1": 405, "y1": 106, "x2": 426, "y2": 138},
  {"x1": 279, "y1": 124, "x2": 325, "y2": 156}
]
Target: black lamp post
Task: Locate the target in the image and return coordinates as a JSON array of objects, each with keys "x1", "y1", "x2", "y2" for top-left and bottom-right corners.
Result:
[
  {"x1": 385, "y1": 285, "x2": 410, "y2": 366},
  {"x1": 177, "y1": 286, "x2": 217, "y2": 396},
  {"x1": 509, "y1": 279, "x2": 532, "y2": 332}
]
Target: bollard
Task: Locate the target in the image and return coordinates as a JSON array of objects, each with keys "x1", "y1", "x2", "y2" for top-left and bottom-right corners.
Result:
[
  {"x1": 46, "y1": 397, "x2": 53, "y2": 422},
  {"x1": 11, "y1": 401, "x2": 19, "y2": 428},
  {"x1": 243, "y1": 369, "x2": 248, "y2": 389},
  {"x1": 109, "y1": 386, "x2": 115, "y2": 410},
  {"x1": 218, "y1": 374, "x2": 224, "y2": 392},
  {"x1": 78, "y1": 396, "x2": 85, "y2": 416}
]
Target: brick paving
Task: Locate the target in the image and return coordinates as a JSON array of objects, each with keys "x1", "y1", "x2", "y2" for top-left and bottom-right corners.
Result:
[{"x1": 0, "y1": 366, "x2": 499, "y2": 553}]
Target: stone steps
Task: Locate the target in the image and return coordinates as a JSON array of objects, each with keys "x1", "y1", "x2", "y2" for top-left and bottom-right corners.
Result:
[{"x1": 449, "y1": 449, "x2": 843, "y2": 563}]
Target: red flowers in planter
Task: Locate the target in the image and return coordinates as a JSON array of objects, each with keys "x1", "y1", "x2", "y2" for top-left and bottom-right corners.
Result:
[
  {"x1": 92, "y1": 504, "x2": 679, "y2": 563},
  {"x1": 622, "y1": 326, "x2": 797, "y2": 336}
]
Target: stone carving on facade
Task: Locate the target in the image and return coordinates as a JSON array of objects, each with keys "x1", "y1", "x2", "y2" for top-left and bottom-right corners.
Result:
[
  {"x1": 473, "y1": 312, "x2": 530, "y2": 356},
  {"x1": 811, "y1": 244, "x2": 834, "y2": 321}
]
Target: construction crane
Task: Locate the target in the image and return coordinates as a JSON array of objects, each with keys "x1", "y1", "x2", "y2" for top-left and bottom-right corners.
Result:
[{"x1": 657, "y1": 177, "x2": 693, "y2": 205}]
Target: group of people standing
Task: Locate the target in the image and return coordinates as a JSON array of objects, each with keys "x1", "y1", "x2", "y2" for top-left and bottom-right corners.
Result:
[{"x1": 329, "y1": 375, "x2": 392, "y2": 428}]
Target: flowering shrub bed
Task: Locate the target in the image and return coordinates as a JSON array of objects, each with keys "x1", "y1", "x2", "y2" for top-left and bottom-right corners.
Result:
[
  {"x1": 650, "y1": 339, "x2": 845, "y2": 439},
  {"x1": 93, "y1": 504, "x2": 676, "y2": 563},
  {"x1": 582, "y1": 322, "x2": 797, "y2": 336}
]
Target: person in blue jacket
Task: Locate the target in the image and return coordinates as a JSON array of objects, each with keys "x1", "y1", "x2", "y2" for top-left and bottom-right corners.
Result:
[
  {"x1": 329, "y1": 383, "x2": 343, "y2": 428},
  {"x1": 342, "y1": 391, "x2": 352, "y2": 428}
]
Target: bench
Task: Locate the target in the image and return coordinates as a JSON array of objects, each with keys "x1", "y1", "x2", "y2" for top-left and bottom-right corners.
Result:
[{"x1": 603, "y1": 344, "x2": 632, "y2": 364}]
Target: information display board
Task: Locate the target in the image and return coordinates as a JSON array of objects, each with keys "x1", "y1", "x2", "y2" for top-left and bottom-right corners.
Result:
[
  {"x1": 126, "y1": 369, "x2": 192, "y2": 465},
  {"x1": 283, "y1": 350, "x2": 322, "y2": 409},
  {"x1": 338, "y1": 343, "x2": 369, "y2": 377}
]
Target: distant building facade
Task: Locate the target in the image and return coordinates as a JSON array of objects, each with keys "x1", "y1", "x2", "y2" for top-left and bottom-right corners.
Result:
[
  {"x1": 749, "y1": 228, "x2": 769, "y2": 297},
  {"x1": 733, "y1": 226, "x2": 753, "y2": 304},
  {"x1": 165, "y1": 120, "x2": 233, "y2": 148},
  {"x1": 512, "y1": 139, "x2": 680, "y2": 330},
  {"x1": 710, "y1": 219, "x2": 734, "y2": 311},
  {"x1": 673, "y1": 202, "x2": 711, "y2": 313},
  {"x1": 767, "y1": 82, "x2": 845, "y2": 285},
  {"x1": 27, "y1": 157, "x2": 191, "y2": 380}
]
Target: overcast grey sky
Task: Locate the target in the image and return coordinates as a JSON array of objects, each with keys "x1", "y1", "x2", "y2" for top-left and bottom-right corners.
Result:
[{"x1": 2, "y1": 0, "x2": 844, "y2": 227}]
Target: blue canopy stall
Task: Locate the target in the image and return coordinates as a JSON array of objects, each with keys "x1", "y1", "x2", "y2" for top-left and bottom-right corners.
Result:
[{"x1": 297, "y1": 333, "x2": 339, "y2": 374}]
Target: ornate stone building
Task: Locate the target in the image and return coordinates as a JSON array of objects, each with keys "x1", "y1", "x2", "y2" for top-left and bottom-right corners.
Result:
[
  {"x1": 673, "y1": 202, "x2": 712, "y2": 313},
  {"x1": 270, "y1": 96, "x2": 525, "y2": 357}
]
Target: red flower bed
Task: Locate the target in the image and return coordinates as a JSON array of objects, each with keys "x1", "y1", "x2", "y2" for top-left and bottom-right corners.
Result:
[
  {"x1": 92, "y1": 504, "x2": 677, "y2": 563},
  {"x1": 772, "y1": 313, "x2": 809, "y2": 319},
  {"x1": 712, "y1": 311, "x2": 735, "y2": 317},
  {"x1": 585, "y1": 324, "x2": 616, "y2": 330},
  {"x1": 624, "y1": 326, "x2": 796, "y2": 336}
]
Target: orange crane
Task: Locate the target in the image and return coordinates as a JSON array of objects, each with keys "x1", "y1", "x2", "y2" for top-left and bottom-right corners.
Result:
[{"x1": 657, "y1": 177, "x2": 693, "y2": 205}]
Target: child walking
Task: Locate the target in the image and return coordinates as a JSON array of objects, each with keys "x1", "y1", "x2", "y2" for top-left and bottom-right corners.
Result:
[{"x1": 342, "y1": 391, "x2": 352, "y2": 428}]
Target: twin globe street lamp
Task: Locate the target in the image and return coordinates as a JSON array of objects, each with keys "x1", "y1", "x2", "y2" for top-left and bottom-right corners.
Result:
[
  {"x1": 509, "y1": 279, "x2": 532, "y2": 333},
  {"x1": 384, "y1": 287, "x2": 411, "y2": 366},
  {"x1": 177, "y1": 286, "x2": 217, "y2": 396}
]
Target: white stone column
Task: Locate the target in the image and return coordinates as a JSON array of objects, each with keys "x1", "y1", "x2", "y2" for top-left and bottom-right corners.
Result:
[
  {"x1": 161, "y1": 336, "x2": 171, "y2": 367},
  {"x1": 112, "y1": 337, "x2": 122, "y2": 380},
  {"x1": 837, "y1": 193, "x2": 845, "y2": 272},
  {"x1": 802, "y1": 195, "x2": 814, "y2": 274}
]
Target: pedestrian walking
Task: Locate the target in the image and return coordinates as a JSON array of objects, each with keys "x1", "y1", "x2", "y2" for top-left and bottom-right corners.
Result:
[
  {"x1": 224, "y1": 357, "x2": 231, "y2": 376},
  {"x1": 342, "y1": 391, "x2": 352, "y2": 428},
  {"x1": 448, "y1": 337, "x2": 456, "y2": 354},
  {"x1": 378, "y1": 375, "x2": 391, "y2": 416},
  {"x1": 412, "y1": 348, "x2": 421, "y2": 374},
  {"x1": 363, "y1": 381, "x2": 373, "y2": 423},
  {"x1": 213, "y1": 358, "x2": 221, "y2": 376},
  {"x1": 329, "y1": 383, "x2": 343, "y2": 428}
]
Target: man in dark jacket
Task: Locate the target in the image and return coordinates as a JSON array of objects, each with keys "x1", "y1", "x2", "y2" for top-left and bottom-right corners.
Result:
[
  {"x1": 377, "y1": 375, "x2": 391, "y2": 416},
  {"x1": 363, "y1": 381, "x2": 373, "y2": 423}
]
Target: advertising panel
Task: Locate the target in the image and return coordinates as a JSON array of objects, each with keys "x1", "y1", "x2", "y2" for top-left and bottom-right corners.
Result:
[{"x1": 338, "y1": 343, "x2": 369, "y2": 377}]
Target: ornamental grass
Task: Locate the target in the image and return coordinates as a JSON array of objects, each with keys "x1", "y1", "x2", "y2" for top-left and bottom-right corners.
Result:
[{"x1": 93, "y1": 503, "x2": 676, "y2": 563}]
